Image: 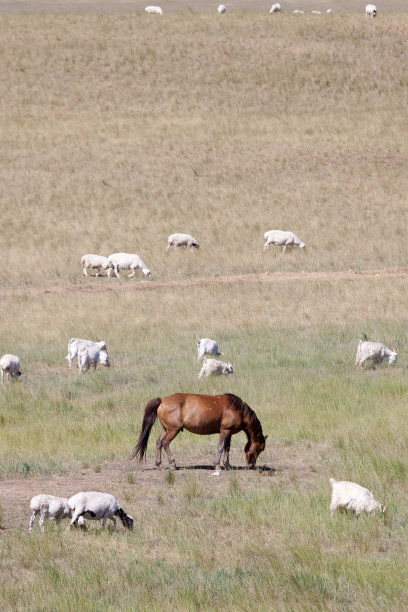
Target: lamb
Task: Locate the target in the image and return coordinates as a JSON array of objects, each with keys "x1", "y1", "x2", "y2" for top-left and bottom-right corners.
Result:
[
  {"x1": 365, "y1": 4, "x2": 377, "y2": 17},
  {"x1": 264, "y1": 230, "x2": 306, "y2": 252},
  {"x1": 329, "y1": 478, "x2": 385, "y2": 517},
  {"x1": 166, "y1": 233, "x2": 200, "y2": 251},
  {"x1": 217, "y1": 4, "x2": 227, "y2": 13},
  {"x1": 66, "y1": 338, "x2": 108, "y2": 369},
  {"x1": 81, "y1": 254, "x2": 112, "y2": 277},
  {"x1": 198, "y1": 358, "x2": 233, "y2": 379},
  {"x1": 355, "y1": 340, "x2": 397, "y2": 370},
  {"x1": 69, "y1": 492, "x2": 134, "y2": 530},
  {"x1": 269, "y1": 3, "x2": 281, "y2": 12},
  {"x1": 197, "y1": 338, "x2": 222, "y2": 361},
  {"x1": 107, "y1": 253, "x2": 152, "y2": 279},
  {"x1": 0, "y1": 354, "x2": 21, "y2": 383},
  {"x1": 78, "y1": 342, "x2": 110, "y2": 373},
  {"x1": 145, "y1": 5, "x2": 163, "y2": 14},
  {"x1": 29, "y1": 494, "x2": 72, "y2": 532}
]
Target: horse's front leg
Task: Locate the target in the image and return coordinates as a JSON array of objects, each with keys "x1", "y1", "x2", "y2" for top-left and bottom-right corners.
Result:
[
  {"x1": 222, "y1": 433, "x2": 232, "y2": 469},
  {"x1": 213, "y1": 430, "x2": 230, "y2": 475}
]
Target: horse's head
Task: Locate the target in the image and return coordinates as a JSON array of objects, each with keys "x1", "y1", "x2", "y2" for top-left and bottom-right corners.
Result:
[{"x1": 245, "y1": 435, "x2": 268, "y2": 466}]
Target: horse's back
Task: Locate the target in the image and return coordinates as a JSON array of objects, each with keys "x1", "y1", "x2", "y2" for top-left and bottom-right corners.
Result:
[{"x1": 158, "y1": 393, "x2": 241, "y2": 435}]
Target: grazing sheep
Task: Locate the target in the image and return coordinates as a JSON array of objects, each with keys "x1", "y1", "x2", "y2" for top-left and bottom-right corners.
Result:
[
  {"x1": 311, "y1": 10, "x2": 322, "y2": 14},
  {"x1": 78, "y1": 342, "x2": 110, "y2": 373},
  {"x1": 293, "y1": 9, "x2": 304, "y2": 14},
  {"x1": 269, "y1": 3, "x2": 281, "y2": 13},
  {"x1": 329, "y1": 478, "x2": 385, "y2": 517},
  {"x1": 198, "y1": 358, "x2": 233, "y2": 379},
  {"x1": 166, "y1": 233, "x2": 200, "y2": 251},
  {"x1": 66, "y1": 338, "x2": 108, "y2": 369},
  {"x1": 145, "y1": 5, "x2": 163, "y2": 14},
  {"x1": 69, "y1": 492, "x2": 133, "y2": 530},
  {"x1": 264, "y1": 230, "x2": 306, "y2": 252},
  {"x1": 29, "y1": 494, "x2": 72, "y2": 532},
  {"x1": 365, "y1": 4, "x2": 377, "y2": 17},
  {"x1": 197, "y1": 338, "x2": 222, "y2": 361},
  {"x1": 217, "y1": 4, "x2": 227, "y2": 13},
  {"x1": 81, "y1": 254, "x2": 111, "y2": 277},
  {"x1": 355, "y1": 340, "x2": 397, "y2": 370},
  {"x1": 107, "y1": 253, "x2": 152, "y2": 279},
  {"x1": 326, "y1": 8, "x2": 334, "y2": 13},
  {"x1": 0, "y1": 354, "x2": 21, "y2": 383}
]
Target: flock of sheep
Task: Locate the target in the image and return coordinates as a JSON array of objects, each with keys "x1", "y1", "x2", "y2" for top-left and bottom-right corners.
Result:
[
  {"x1": 29, "y1": 492, "x2": 133, "y2": 532},
  {"x1": 26, "y1": 477, "x2": 385, "y2": 533},
  {"x1": 144, "y1": 4, "x2": 379, "y2": 18}
]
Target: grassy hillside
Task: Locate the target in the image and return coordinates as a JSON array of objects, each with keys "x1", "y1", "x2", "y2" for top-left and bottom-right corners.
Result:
[{"x1": 0, "y1": 11, "x2": 407, "y2": 612}]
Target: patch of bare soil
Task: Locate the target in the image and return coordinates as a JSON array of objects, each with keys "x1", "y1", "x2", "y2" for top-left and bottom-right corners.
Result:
[
  {"x1": 2, "y1": 267, "x2": 408, "y2": 298},
  {"x1": 0, "y1": 439, "x2": 325, "y2": 534}
]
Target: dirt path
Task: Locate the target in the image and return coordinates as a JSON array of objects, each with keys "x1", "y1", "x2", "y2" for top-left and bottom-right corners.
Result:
[{"x1": 2, "y1": 267, "x2": 408, "y2": 298}]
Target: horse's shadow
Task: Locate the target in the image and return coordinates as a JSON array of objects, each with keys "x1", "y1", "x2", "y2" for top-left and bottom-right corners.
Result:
[{"x1": 181, "y1": 464, "x2": 276, "y2": 473}]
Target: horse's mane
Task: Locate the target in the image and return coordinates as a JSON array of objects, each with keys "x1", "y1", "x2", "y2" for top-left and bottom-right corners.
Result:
[{"x1": 225, "y1": 393, "x2": 263, "y2": 438}]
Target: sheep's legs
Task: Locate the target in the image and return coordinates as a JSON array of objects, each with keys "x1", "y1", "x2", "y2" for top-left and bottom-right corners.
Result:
[
  {"x1": 28, "y1": 510, "x2": 38, "y2": 532},
  {"x1": 83, "y1": 267, "x2": 88, "y2": 276},
  {"x1": 39, "y1": 510, "x2": 47, "y2": 532}
]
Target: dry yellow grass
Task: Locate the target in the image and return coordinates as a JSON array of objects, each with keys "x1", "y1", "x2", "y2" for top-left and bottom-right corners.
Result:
[{"x1": 1, "y1": 12, "x2": 408, "y2": 287}]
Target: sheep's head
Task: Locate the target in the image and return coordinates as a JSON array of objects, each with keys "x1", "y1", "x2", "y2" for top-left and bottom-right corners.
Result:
[
  {"x1": 143, "y1": 268, "x2": 152, "y2": 278},
  {"x1": 389, "y1": 352, "x2": 397, "y2": 365},
  {"x1": 99, "y1": 350, "x2": 110, "y2": 367},
  {"x1": 227, "y1": 364, "x2": 234, "y2": 374}
]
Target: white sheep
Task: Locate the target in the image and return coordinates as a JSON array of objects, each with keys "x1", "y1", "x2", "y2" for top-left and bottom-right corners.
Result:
[
  {"x1": 107, "y1": 253, "x2": 152, "y2": 279},
  {"x1": 197, "y1": 338, "x2": 222, "y2": 361},
  {"x1": 198, "y1": 358, "x2": 234, "y2": 379},
  {"x1": 329, "y1": 478, "x2": 385, "y2": 517},
  {"x1": 69, "y1": 492, "x2": 134, "y2": 530},
  {"x1": 326, "y1": 8, "x2": 334, "y2": 13},
  {"x1": 264, "y1": 230, "x2": 306, "y2": 252},
  {"x1": 0, "y1": 354, "x2": 21, "y2": 383},
  {"x1": 365, "y1": 4, "x2": 377, "y2": 17},
  {"x1": 81, "y1": 254, "x2": 112, "y2": 277},
  {"x1": 355, "y1": 340, "x2": 397, "y2": 370},
  {"x1": 78, "y1": 342, "x2": 110, "y2": 373},
  {"x1": 217, "y1": 4, "x2": 227, "y2": 13},
  {"x1": 145, "y1": 5, "x2": 163, "y2": 14},
  {"x1": 269, "y1": 3, "x2": 281, "y2": 13},
  {"x1": 166, "y1": 233, "x2": 200, "y2": 251},
  {"x1": 29, "y1": 494, "x2": 72, "y2": 532},
  {"x1": 293, "y1": 9, "x2": 304, "y2": 14},
  {"x1": 66, "y1": 338, "x2": 108, "y2": 368},
  {"x1": 311, "y1": 10, "x2": 322, "y2": 14}
]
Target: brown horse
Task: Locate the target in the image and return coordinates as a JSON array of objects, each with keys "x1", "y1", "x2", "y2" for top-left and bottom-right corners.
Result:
[{"x1": 130, "y1": 393, "x2": 267, "y2": 473}]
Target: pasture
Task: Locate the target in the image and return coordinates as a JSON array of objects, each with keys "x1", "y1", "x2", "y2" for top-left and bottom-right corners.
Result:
[{"x1": 1, "y1": 6, "x2": 408, "y2": 611}]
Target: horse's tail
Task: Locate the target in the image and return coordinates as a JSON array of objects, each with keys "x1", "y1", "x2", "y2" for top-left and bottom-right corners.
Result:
[{"x1": 129, "y1": 397, "x2": 162, "y2": 461}]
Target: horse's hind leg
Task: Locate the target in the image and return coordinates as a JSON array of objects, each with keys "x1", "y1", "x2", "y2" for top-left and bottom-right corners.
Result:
[
  {"x1": 161, "y1": 428, "x2": 180, "y2": 468},
  {"x1": 155, "y1": 428, "x2": 167, "y2": 467}
]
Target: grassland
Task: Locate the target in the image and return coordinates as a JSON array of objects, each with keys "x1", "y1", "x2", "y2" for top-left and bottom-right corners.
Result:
[{"x1": 0, "y1": 8, "x2": 408, "y2": 612}]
